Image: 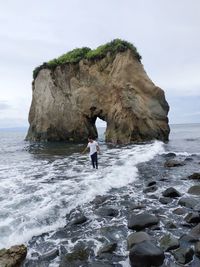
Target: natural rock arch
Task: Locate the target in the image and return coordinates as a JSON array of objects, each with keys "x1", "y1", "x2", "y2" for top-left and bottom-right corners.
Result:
[{"x1": 26, "y1": 42, "x2": 170, "y2": 144}]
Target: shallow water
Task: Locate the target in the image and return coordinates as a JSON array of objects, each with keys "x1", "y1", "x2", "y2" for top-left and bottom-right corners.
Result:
[{"x1": 0, "y1": 124, "x2": 200, "y2": 266}]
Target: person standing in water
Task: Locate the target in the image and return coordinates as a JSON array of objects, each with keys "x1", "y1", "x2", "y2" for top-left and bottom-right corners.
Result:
[{"x1": 82, "y1": 136, "x2": 100, "y2": 169}]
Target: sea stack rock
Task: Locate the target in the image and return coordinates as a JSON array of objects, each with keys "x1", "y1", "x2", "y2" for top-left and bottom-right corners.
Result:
[{"x1": 26, "y1": 39, "x2": 170, "y2": 143}]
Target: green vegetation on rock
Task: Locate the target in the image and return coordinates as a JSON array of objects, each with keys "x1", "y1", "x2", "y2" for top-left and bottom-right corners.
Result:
[{"x1": 33, "y1": 39, "x2": 142, "y2": 79}]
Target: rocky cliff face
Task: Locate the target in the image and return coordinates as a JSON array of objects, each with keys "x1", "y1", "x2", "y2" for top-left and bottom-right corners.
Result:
[{"x1": 26, "y1": 49, "x2": 170, "y2": 143}]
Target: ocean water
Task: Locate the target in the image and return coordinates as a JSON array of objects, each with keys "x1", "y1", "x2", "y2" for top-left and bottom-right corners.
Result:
[{"x1": 0, "y1": 124, "x2": 200, "y2": 266}]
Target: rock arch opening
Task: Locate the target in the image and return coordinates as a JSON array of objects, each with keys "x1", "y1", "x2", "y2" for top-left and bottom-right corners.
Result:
[{"x1": 96, "y1": 118, "x2": 107, "y2": 141}]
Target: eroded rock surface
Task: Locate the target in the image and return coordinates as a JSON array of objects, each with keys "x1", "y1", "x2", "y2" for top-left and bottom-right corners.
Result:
[
  {"x1": 26, "y1": 48, "x2": 169, "y2": 143},
  {"x1": 0, "y1": 244, "x2": 27, "y2": 267}
]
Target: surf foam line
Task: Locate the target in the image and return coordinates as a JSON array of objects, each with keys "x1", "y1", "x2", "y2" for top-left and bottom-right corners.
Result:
[
  {"x1": 0, "y1": 141, "x2": 164, "y2": 249},
  {"x1": 73, "y1": 140, "x2": 165, "y2": 205}
]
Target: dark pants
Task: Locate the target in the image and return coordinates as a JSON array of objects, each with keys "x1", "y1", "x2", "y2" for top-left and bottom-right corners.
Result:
[{"x1": 91, "y1": 152, "x2": 98, "y2": 169}]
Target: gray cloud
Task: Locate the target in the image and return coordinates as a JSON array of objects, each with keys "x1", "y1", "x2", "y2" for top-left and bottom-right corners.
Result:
[{"x1": 0, "y1": 101, "x2": 10, "y2": 110}]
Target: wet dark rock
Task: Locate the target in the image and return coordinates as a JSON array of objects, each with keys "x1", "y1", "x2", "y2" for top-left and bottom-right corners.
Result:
[
  {"x1": 70, "y1": 215, "x2": 88, "y2": 225},
  {"x1": 179, "y1": 234, "x2": 199, "y2": 245},
  {"x1": 173, "y1": 247, "x2": 194, "y2": 264},
  {"x1": 160, "y1": 234, "x2": 180, "y2": 251},
  {"x1": 189, "y1": 223, "x2": 200, "y2": 238},
  {"x1": 188, "y1": 173, "x2": 200, "y2": 180},
  {"x1": 129, "y1": 240, "x2": 165, "y2": 267},
  {"x1": 188, "y1": 185, "x2": 200, "y2": 195},
  {"x1": 184, "y1": 157, "x2": 193, "y2": 161},
  {"x1": 92, "y1": 195, "x2": 108, "y2": 205},
  {"x1": 60, "y1": 247, "x2": 90, "y2": 267},
  {"x1": 127, "y1": 232, "x2": 151, "y2": 249},
  {"x1": 95, "y1": 207, "x2": 118, "y2": 217},
  {"x1": 194, "y1": 203, "x2": 200, "y2": 212},
  {"x1": 96, "y1": 253, "x2": 123, "y2": 262},
  {"x1": 189, "y1": 257, "x2": 200, "y2": 267},
  {"x1": 88, "y1": 263, "x2": 122, "y2": 267},
  {"x1": 0, "y1": 244, "x2": 27, "y2": 267},
  {"x1": 195, "y1": 241, "x2": 200, "y2": 257},
  {"x1": 23, "y1": 259, "x2": 49, "y2": 267},
  {"x1": 185, "y1": 212, "x2": 200, "y2": 224},
  {"x1": 162, "y1": 187, "x2": 181, "y2": 198},
  {"x1": 178, "y1": 196, "x2": 199, "y2": 209},
  {"x1": 163, "y1": 152, "x2": 176, "y2": 158},
  {"x1": 159, "y1": 178, "x2": 169, "y2": 182},
  {"x1": 173, "y1": 207, "x2": 186, "y2": 215},
  {"x1": 39, "y1": 248, "x2": 59, "y2": 261},
  {"x1": 164, "y1": 220, "x2": 177, "y2": 229},
  {"x1": 51, "y1": 228, "x2": 69, "y2": 239},
  {"x1": 99, "y1": 225, "x2": 127, "y2": 242},
  {"x1": 128, "y1": 212, "x2": 159, "y2": 231},
  {"x1": 130, "y1": 203, "x2": 146, "y2": 210},
  {"x1": 97, "y1": 243, "x2": 117, "y2": 256},
  {"x1": 148, "y1": 194, "x2": 158, "y2": 200},
  {"x1": 59, "y1": 245, "x2": 67, "y2": 257},
  {"x1": 159, "y1": 197, "x2": 172, "y2": 205},
  {"x1": 164, "y1": 159, "x2": 185, "y2": 168},
  {"x1": 150, "y1": 225, "x2": 161, "y2": 231},
  {"x1": 146, "y1": 181, "x2": 157, "y2": 187},
  {"x1": 143, "y1": 185, "x2": 158, "y2": 193},
  {"x1": 31, "y1": 252, "x2": 40, "y2": 258}
]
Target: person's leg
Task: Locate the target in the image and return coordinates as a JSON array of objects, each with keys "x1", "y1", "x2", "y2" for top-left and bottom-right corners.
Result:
[
  {"x1": 91, "y1": 154, "x2": 95, "y2": 168},
  {"x1": 93, "y1": 152, "x2": 98, "y2": 169},
  {"x1": 95, "y1": 153, "x2": 98, "y2": 169}
]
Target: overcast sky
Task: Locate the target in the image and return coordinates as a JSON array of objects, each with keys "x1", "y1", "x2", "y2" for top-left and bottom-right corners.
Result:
[{"x1": 0, "y1": 0, "x2": 199, "y2": 128}]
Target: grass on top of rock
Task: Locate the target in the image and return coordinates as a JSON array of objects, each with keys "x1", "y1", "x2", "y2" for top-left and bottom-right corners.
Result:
[{"x1": 33, "y1": 39, "x2": 142, "y2": 79}]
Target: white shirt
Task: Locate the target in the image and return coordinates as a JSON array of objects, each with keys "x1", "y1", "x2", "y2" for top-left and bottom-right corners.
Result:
[{"x1": 87, "y1": 141, "x2": 98, "y2": 156}]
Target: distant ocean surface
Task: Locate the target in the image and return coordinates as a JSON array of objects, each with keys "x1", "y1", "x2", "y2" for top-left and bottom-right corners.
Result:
[{"x1": 0, "y1": 124, "x2": 200, "y2": 266}]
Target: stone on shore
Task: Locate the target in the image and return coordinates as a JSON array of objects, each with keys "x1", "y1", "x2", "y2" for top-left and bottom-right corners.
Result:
[
  {"x1": 189, "y1": 223, "x2": 200, "y2": 238},
  {"x1": 127, "y1": 232, "x2": 151, "y2": 249},
  {"x1": 60, "y1": 247, "x2": 90, "y2": 267},
  {"x1": 163, "y1": 152, "x2": 176, "y2": 158},
  {"x1": 193, "y1": 203, "x2": 200, "y2": 211},
  {"x1": 173, "y1": 207, "x2": 186, "y2": 215},
  {"x1": 39, "y1": 248, "x2": 59, "y2": 261},
  {"x1": 146, "y1": 181, "x2": 157, "y2": 187},
  {"x1": 92, "y1": 195, "x2": 109, "y2": 205},
  {"x1": 0, "y1": 244, "x2": 27, "y2": 267},
  {"x1": 195, "y1": 241, "x2": 200, "y2": 257},
  {"x1": 188, "y1": 173, "x2": 200, "y2": 180},
  {"x1": 160, "y1": 234, "x2": 180, "y2": 252},
  {"x1": 185, "y1": 212, "x2": 200, "y2": 224},
  {"x1": 173, "y1": 247, "x2": 194, "y2": 265},
  {"x1": 129, "y1": 240, "x2": 165, "y2": 267},
  {"x1": 188, "y1": 185, "x2": 200, "y2": 195},
  {"x1": 130, "y1": 203, "x2": 146, "y2": 210},
  {"x1": 95, "y1": 207, "x2": 118, "y2": 217},
  {"x1": 70, "y1": 215, "x2": 88, "y2": 225},
  {"x1": 159, "y1": 197, "x2": 172, "y2": 205},
  {"x1": 88, "y1": 263, "x2": 122, "y2": 267},
  {"x1": 97, "y1": 243, "x2": 117, "y2": 257},
  {"x1": 164, "y1": 160, "x2": 185, "y2": 168},
  {"x1": 143, "y1": 185, "x2": 158, "y2": 193},
  {"x1": 178, "y1": 196, "x2": 199, "y2": 209},
  {"x1": 162, "y1": 187, "x2": 181, "y2": 198},
  {"x1": 128, "y1": 213, "x2": 159, "y2": 231},
  {"x1": 179, "y1": 234, "x2": 199, "y2": 244}
]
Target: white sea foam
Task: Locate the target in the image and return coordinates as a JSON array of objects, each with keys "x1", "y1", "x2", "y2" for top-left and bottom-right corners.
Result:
[{"x1": 0, "y1": 141, "x2": 164, "y2": 249}]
